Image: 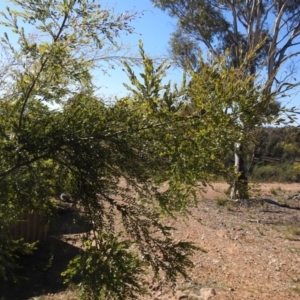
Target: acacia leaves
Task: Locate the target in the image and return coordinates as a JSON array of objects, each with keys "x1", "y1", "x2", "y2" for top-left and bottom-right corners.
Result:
[
  {"x1": 120, "y1": 44, "x2": 236, "y2": 209},
  {"x1": 189, "y1": 54, "x2": 275, "y2": 131},
  {"x1": 62, "y1": 234, "x2": 147, "y2": 300},
  {"x1": 0, "y1": 1, "x2": 274, "y2": 298},
  {"x1": 0, "y1": 0, "x2": 139, "y2": 109}
]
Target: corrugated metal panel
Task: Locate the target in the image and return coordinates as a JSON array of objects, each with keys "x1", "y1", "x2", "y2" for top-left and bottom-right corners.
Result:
[{"x1": 9, "y1": 212, "x2": 49, "y2": 243}]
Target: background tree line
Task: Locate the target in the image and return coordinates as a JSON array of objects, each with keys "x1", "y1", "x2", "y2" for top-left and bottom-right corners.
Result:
[{"x1": 249, "y1": 126, "x2": 300, "y2": 182}]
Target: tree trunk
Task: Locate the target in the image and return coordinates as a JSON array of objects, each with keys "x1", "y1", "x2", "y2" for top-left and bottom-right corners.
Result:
[{"x1": 230, "y1": 143, "x2": 249, "y2": 200}]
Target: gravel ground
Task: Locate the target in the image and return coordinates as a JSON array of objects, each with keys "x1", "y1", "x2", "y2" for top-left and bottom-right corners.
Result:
[{"x1": 2, "y1": 182, "x2": 300, "y2": 300}]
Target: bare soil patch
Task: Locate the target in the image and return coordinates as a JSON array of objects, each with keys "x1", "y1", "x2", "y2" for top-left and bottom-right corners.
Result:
[{"x1": 1, "y1": 182, "x2": 300, "y2": 300}]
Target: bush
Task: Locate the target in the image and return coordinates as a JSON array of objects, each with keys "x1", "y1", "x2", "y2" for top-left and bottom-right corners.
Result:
[
  {"x1": 61, "y1": 233, "x2": 147, "y2": 300},
  {"x1": 250, "y1": 163, "x2": 300, "y2": 182},
  {"x1": 0, "y1": 236, "x2": 36, "y2": 283}
]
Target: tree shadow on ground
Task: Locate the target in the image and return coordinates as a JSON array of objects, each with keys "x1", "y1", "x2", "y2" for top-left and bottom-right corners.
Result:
[
  {"x1": 0, "y1": 237, "x2": 80, "y2": 300},
  {"x1": 0, "y1": 206, "x2": 90, "y2": 300}
]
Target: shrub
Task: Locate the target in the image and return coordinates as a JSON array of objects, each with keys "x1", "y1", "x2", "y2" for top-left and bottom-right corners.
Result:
[
  {"x1": 250, "y1": 163, "x2": 300, "y2": 183},
  {"x1": 62, "y1": 234, "x2": 147, "y2": 300}
]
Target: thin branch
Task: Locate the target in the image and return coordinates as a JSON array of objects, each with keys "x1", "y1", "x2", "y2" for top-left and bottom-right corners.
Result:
[
  {"x1": 0, "y1": 151, "x2": 55, "y2": 179},
  {"x1": 18, "y1": 10, "x2": 70, "y2": 130}
]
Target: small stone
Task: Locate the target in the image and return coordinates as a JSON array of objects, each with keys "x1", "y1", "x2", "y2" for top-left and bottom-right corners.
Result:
[
  {"x1": 178, "y1": 289, "x2": 192, "y2": 299},
  {"x1": 178, "y1": 294, "x2": 189, "y2": 300},
  {"x1": 187, "y1": 293, "x2": 202, "y2": 300},
  {"x1": 200, "y1": 288, "x2": 216, "y2": 300},
  {"x1": 151, "y1": 283, "x2": 161, "y2": 291}
]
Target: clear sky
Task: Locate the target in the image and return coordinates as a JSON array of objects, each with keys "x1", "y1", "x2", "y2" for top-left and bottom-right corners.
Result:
[{"x1": 94, "y1": 0, "x2": 182, "y2": 98}]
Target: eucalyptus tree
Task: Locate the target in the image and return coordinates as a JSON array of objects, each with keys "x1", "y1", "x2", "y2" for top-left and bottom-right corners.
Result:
[
  {"x1": 152, "y1": 0, "x2": 300, "y2": 199},
  {"x1": 151, "y1": 0, "x2": 300, "y2": 92}
]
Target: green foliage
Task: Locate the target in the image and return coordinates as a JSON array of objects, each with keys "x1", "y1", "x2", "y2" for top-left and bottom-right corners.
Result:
[
  {"x1": 251, "y1": 163, "x2": 300, "y2": 183},
  {"x1": 248, "y1": 126, "x2": 300, "y2": 182},
  {"x1": 152, "y1": 0, "x2": 300, "y2": 200},
  {"x1": 253, "y1": 126, "x2": 300, "y2": 160},
  {"x1": 188, "y1": 51, "x2": 275, "y2": 127},
  {"x1": 1, "y1": 1, "x2": 275, "y2": 297},
  {"x1": 152, "y1": 0, "x2": 232, "y2": 63},
  {"x1": 62, "y1": 231, "x2": 197, "y2": 299},
  {"x1": 62, "y1": 234, "x2": 147, "y2": 300},
  {"x1": 185, "y1": 51, "x2": 276, "y2": 187},
  {"x1": 119, "y1": 42, "x2": 248, "y2": 208},
  {"x1": 0, "y1": 236, "x2": 36, "y2": 283},
  {"x1": 152, "y1": 0, "x2": 300, "y2": 95},
  {"x1": 0, "y1": 1, "x2": 204, "y2": 296}
]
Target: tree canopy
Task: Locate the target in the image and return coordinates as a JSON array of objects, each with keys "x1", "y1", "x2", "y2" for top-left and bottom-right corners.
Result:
[
  {"x1": 0, "y1": 0, "x2": 250, "y2": 298},
  {"x1": 152, "y1": 0, "x2": 300, "y2": 95},
  {"x1": 151, "y1": 0, "x2": 300, "y2": 199}
]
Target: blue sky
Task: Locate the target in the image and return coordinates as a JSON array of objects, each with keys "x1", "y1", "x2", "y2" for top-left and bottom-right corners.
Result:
[
  {"x1": 98, "y1": 0, "x2": 181, "y2": 98},
  {"x1": 113, "y1": 0, "x2": 175, "y2": 55}
]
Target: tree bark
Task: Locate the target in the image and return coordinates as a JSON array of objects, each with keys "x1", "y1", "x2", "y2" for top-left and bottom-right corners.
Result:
[{"x1": 230, "y1": 143, "x2": 249, "y2": 200}]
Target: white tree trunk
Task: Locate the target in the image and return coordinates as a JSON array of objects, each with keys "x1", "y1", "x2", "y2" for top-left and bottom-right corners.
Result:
[{"x1": 230, "y1": 142, "x2": 249, "y2": 200}]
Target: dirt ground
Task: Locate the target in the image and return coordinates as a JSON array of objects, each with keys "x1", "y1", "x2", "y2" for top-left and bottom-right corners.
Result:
[{"x1": 1, "y1": 182, "x2": 300, "y2": 300}]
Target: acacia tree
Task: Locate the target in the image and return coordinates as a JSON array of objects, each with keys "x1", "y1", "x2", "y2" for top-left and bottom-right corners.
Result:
[
  {"x1": 151, "y1": 0, "x2": 300, "y2": 199},
  {"x1": 186, "y1": 50, "x2": 277, "y2": 199},
  {"x1": 0, "y1": 1, "x2": 281, "y2": 298},
  {"x1": 0, "y1": 0, "x2": 188, "y2": 296},
  {"x1": 0, "y1": 1, "x2": 243, "y2": 298}
]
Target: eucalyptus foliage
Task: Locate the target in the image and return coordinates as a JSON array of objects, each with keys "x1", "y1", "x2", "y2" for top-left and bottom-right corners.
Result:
[{"x1": 152, "y1": 0, "x2": 300, "y2": 95}]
